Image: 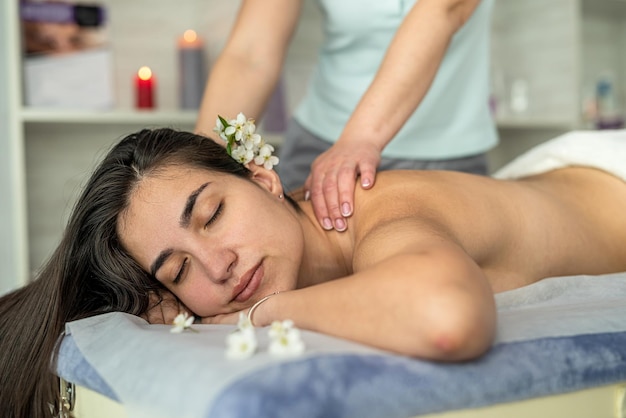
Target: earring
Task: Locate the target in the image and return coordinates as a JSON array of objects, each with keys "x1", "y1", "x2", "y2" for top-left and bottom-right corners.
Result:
[{"x1": 279, "y1": 194, "x2": 284, "y2": 200}]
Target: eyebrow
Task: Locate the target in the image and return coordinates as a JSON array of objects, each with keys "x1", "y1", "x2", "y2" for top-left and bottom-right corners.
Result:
[
  {"x1": 180, "y1": 182, "x2": 210, "y2": 228},
  {"x1": 149, "y1": 182, "x2": 210, "y2": 277},
  {"x1": 150, "y1": 248, "x2": 173, "y2": 277}
]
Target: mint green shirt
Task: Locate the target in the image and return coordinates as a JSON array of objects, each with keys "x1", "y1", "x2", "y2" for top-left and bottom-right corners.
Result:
[{"x1": 293, "y1": 0, "x2": 498, "y2": 159}]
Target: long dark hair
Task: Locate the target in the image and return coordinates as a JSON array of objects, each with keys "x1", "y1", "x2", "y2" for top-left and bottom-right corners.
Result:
[{"x1": 0, "y1": 129, "x2": 256, "y2": 417}]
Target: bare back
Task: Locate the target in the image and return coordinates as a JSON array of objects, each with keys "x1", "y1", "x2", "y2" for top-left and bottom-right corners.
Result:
[{"x1": 349, "y1": 167, "x2": 626, "y2": 292}]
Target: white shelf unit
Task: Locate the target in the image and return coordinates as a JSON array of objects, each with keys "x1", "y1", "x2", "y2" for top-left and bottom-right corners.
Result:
[
  {"x1": 1, "y1": 0, "x2": 625, "y2": 294},
  {"x1": 20, "y1": 108, "x2": 199, "y2": 125},
  {"x1": 1, "y1": 0, "x2": 28, "y2": 295}
]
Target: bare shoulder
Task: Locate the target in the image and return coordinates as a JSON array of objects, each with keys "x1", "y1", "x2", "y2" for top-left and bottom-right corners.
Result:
[
  {"x1": 351, "y1": 170, "x2": 514, "y2": 234},
  {"x1": 347, "y1": 167, "x2": 626, "y2": 290},
  {"x1": 349, "y1": 170, "x2": 517, "y2": 271}
]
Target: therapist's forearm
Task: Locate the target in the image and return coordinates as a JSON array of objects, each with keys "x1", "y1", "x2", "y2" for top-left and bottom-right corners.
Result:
[
  {"x1": 194, "y1": 0, "x2": 302, "y2": 137},
  {"x1": 338, "y1": 0, "x2": 481, "y2": 150},
  {"x1": 194, "y1": 53, "x2": 281, "y2": 138}
]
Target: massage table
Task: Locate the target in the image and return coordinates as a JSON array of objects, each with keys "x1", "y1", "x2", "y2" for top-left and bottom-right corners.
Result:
[{"x1": 56, "y1": 273, "x2": 626, "y2": 418}]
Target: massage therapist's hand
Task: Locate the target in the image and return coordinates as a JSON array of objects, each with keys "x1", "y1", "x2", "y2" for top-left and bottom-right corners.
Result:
[{"x1": 304, "y1": 140, "x2": 380, "y2": 232}]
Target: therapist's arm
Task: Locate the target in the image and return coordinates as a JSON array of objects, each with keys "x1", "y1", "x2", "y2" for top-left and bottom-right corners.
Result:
[
  {"x1": 194, "y1": 0, "x2": 302, "y2": 138},
  {"x1": 304, "y1": 0, "x2": 482, "y2": 232}
]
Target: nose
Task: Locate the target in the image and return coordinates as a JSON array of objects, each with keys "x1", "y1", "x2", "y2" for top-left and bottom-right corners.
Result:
[{"x1": 196, "y1": 245, "x2": 237, "y2": 284}]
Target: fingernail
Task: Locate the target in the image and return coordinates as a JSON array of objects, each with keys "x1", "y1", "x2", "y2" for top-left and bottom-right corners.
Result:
[
  {"x1": 341, "y1": 202, "x2": 351, "y2": 216},
  {"x1": 322, "y1": 218, "x2": 333, "y2": 230},
  {"x1": 335, "y1": 218, "x2": 346, "y2": 231},
  {"x1": 304, "y1": 190, "x2": 310, "y2": 201},
  {"x1": 362, "y1": 178, "x2": 371, "y2": 187}
]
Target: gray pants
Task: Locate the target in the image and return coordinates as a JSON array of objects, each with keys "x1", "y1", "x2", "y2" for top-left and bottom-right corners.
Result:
[{"x1": 278, "y1": 119, "x2": 489, "y2": 192}]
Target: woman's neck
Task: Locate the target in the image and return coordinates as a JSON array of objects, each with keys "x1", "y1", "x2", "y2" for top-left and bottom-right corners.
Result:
[{"x1": 294, "y1": 201, "x2": 354, "y2": 288}]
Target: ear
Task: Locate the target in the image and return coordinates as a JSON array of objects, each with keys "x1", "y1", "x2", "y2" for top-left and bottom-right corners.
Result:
[{"x1": 247, "y1": 163, "x2": 283, "y2": 198}]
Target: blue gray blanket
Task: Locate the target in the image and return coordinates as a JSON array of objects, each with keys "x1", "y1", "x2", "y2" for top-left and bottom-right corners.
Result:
[{"x1": 57, "y1": 273, "x2": 626, "y2": 418}]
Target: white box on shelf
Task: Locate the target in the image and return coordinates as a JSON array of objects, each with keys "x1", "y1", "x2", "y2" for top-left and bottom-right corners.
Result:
[{"x1": 23, "y1": 48, "x2": 115, "y2": 109}]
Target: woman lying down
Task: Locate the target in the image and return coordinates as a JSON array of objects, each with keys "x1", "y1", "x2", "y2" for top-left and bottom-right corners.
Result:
[{"x1": 3, "y1": 126, "x2": 626, "y2": 417}]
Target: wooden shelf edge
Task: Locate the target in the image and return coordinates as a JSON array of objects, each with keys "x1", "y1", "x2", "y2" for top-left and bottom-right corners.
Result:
[
  {"x1": 20, "y1": 108, "x2": 198, "y2": 125},
  {"x1": 495, "y1": 116, "x2": 578, "y2": 130}
]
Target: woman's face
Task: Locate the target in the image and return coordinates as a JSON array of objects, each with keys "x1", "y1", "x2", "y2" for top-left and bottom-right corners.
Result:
[{"x1": 118, "y1": 165, "x2": 303, "y2": 317}]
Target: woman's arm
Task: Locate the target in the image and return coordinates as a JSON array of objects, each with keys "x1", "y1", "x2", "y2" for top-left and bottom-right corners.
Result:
[
  {"x1": 258, "y1": 221, "x2": 496, "y2": 361},
  {"x1": 194, "y1": 0, "x2": 302, "y2": 137},
  {"x1": 304, "y1": 0, "x2": 483, "y2": 231}
]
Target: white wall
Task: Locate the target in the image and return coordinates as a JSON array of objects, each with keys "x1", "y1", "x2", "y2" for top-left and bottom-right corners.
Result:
[
  {"x1": 88, "y1": 0, "x2": 321, "y2": 113},
  {"x1": 490, "y1": 0, "x2": 580, "y2": 124}
]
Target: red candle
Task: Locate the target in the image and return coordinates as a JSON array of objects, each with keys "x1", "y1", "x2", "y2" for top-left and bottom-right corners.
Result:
[{"x1": 135, "y1": 66, "x2": 155, "y2": 109}]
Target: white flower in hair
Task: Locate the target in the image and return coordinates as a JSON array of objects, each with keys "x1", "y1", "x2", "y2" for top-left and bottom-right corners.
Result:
[
  {"x1": 243, "y1": 130, "x2": 262, "y2": 150},
  {"x1": 232, "y1": 145, "x2": 254, "y2": 165},
  {"x1": 170, "y1": 312, "x2": 195, "y2": 333},
  {"x1": 213, "y1": 117, "x2": 228, "y2": 141},
  {"x1": 215, "y1": 113, "x2": 279, "y2": 170},
  {"x1": 255, "y1": 144, "x2": 280, "y2": 170}
]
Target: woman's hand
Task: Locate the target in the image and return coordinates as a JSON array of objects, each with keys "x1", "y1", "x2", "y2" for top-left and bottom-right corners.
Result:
[
  {"x1": 200, "y1": 310, "x2": 246, "y2": 325},
  {"x1": 304, "y1": 140, "x2": 380, "y2": 231}
]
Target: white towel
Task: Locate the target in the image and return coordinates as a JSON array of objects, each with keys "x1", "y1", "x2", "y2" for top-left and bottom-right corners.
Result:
[
  {"x1": 493, "y1": 129, "x2": 626, "y2": 181},
  {"x1": 494, "y1": 272, "x2": 626, "y2": 343}
]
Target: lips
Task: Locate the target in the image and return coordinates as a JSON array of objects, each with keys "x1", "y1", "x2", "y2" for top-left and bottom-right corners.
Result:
[{"x1": 232, "y1": 261, "x2": 264, "y2": 303}]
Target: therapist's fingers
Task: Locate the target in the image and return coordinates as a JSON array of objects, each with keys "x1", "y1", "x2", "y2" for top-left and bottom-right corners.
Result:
[
  {"x1": 358, "y1": 159, "x2": 377, "y2": 190},
  {"x1": 305, "y1": 140, "x2": 381, "y2": 231},
  {"x1": 332, "y1": 157, "x2": 378, "y2": 226},
  {"x1": 307, "y1": 172, "x2": 334, "y2": 231},
  {"x1": 322, "y1": 165, "x2": 351, "y2": 232},
  {"x1": 304, "y1": 167, "x2": 332, "y2": 231},
  {"x1": 320, "y1": 149, "x2": 380, "y2": 231},
  {"x1": 335, "y1": 162, "x2": 358, "y2": 218},
  {"x1": 307, "y1": 162, "x2": 352, "y2": 232},
  {"x1": 305, "y1": 153, "x2": 356, "y2": 231}
]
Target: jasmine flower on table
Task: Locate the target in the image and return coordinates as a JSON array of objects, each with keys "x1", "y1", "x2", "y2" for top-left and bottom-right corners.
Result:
[
  {"x1": 236, "y1": 312, "x2": 255, "y2": 335},
  {"x1": 226, "y1": 331, "x2": 258, "y2": 359},
  {"x1": 225, "y1": 314, "x2": 306, "y2": 359},
  {"x1": 268, "y1": 319, "x2": 295, "y2": 339},
  {"x1": 170, "y1": 312, "x2": 196, "y2": 333},
  {"x1": 226, "y1": 313, "x2": 258, "y2": 359},
  {"x1": 268, "y1": 320, "x2": 305, "y2": 356}
]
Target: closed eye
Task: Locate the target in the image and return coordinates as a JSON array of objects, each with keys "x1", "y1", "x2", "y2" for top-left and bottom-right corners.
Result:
[
  {"x1": 173, "y1": 258, "x2": 188, "y2": 284},
  {"x1": 205, "y1": 202, "x2": 223, "y2": 228}
]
